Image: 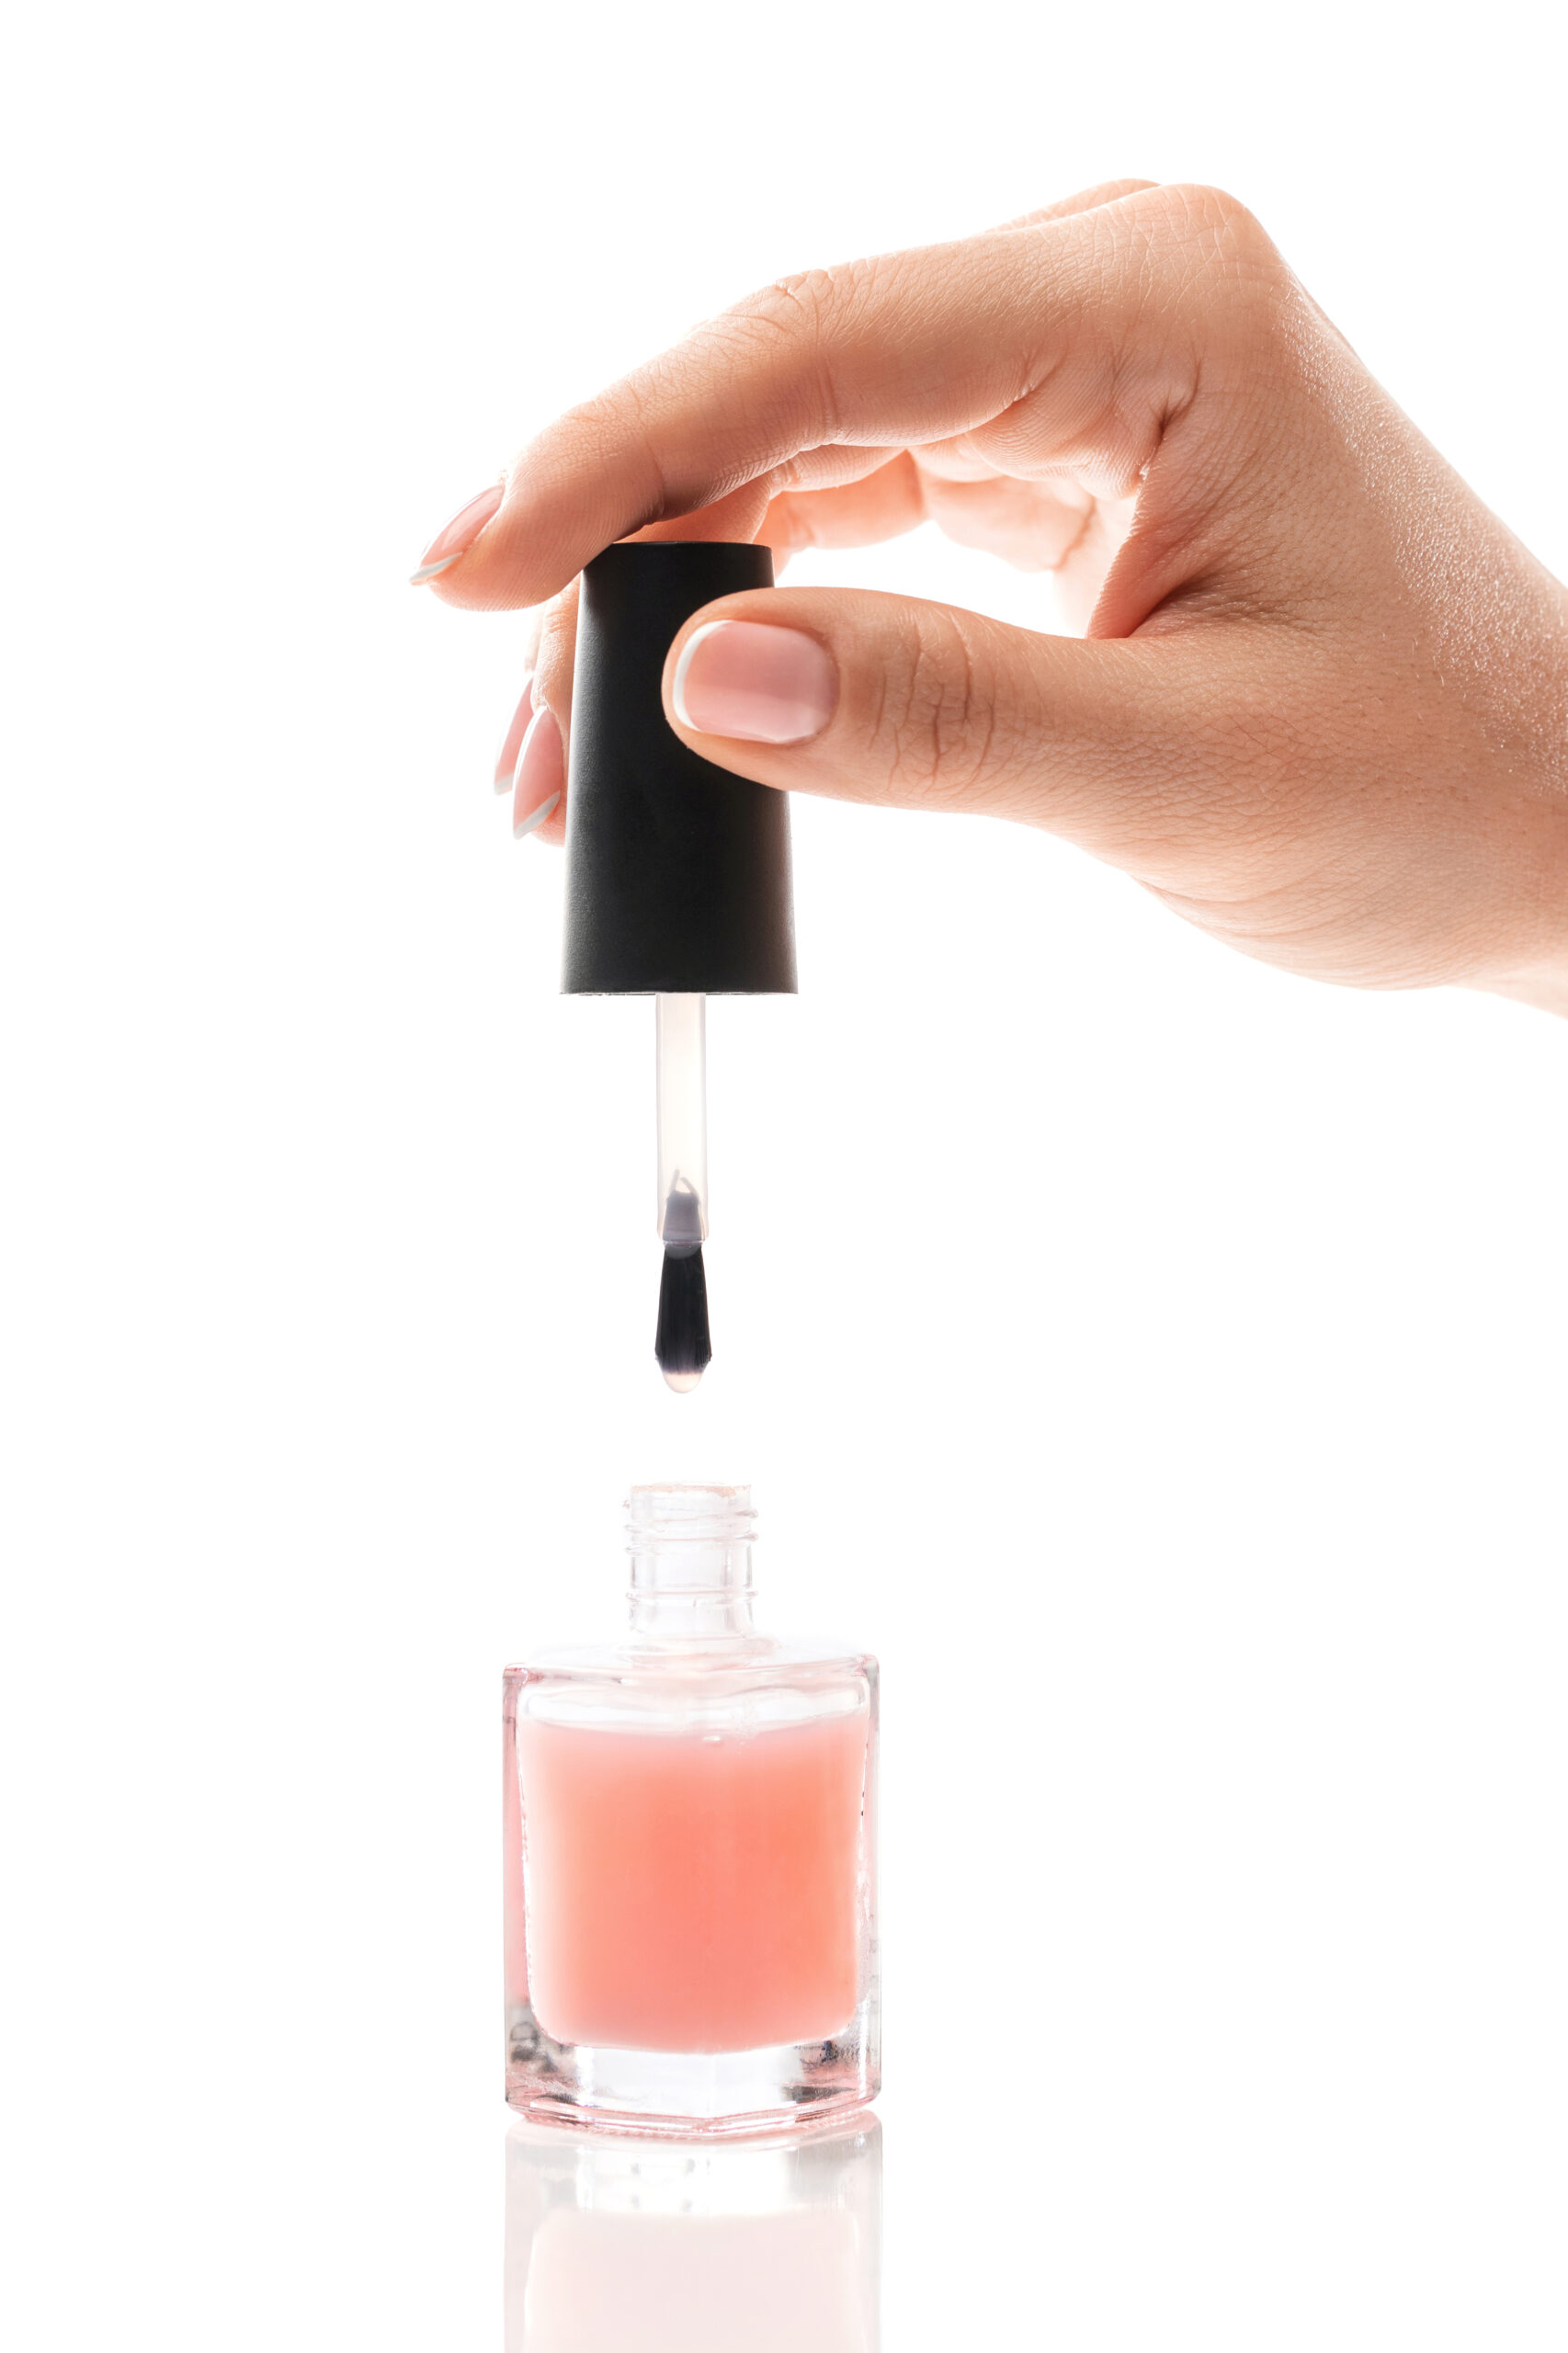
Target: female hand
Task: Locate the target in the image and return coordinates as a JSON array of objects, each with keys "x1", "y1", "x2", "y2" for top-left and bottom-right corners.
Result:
[{"x1": 415, "y1": 180, "x2": 1568, "y2": 1014}]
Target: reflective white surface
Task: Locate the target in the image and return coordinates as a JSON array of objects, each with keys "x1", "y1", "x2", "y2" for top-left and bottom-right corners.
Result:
[{"x1": 506, "y1": 2118, "x2": 880, "y2": 2351}]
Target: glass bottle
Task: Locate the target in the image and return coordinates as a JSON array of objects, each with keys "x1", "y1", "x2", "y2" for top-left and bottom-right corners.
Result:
[{"x1": 503, "y1": 1483, "x2": 880, "y2": 2137}]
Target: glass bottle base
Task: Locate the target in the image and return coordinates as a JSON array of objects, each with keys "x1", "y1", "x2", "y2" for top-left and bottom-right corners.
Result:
[{"x1": 506, "y1": 2001, "x2": 880, "y2": 2139}]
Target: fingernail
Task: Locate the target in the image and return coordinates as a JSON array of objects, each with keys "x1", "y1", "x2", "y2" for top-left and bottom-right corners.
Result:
[
  {"x1": 494, "y1": 677, "x2": 535, "y2": 792},
  {"x1": 513, "y1": 790, "x2": 560, "y2": 841},
  {"x1": 410, "y1": 482, "x2": 505, "y2": 585},
  {"x1": 512, "y1": 707, "x2": 565, "y2": 840},
  {"x1": 671, "y1": 620, "x2": 836, "y2": 744}
]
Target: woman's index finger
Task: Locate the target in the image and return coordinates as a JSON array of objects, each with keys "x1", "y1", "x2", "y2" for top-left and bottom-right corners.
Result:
[{"x1": 429, "y1": 195, "x2": 1212, "y2": 611}]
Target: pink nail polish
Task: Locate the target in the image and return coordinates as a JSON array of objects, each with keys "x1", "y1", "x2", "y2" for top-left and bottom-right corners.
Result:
[
  {"x1": 494, "y1": 677, "x2": 535, "y2": 792},
  {"x1": 512, "y1": 707, "x2": 565, "y2": 839},
  {"x1": 503, "y1": 1484, "x2": 880, "y2": 2135},
  {"x1": 410, "y1": 482, "x2": 505, "y2": 585},
  {"x1": 671, "y1": 620, "x2": 837, "y2": 744}
]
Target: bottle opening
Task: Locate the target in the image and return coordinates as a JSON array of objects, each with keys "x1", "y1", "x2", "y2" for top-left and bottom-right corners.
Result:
[
  {"x1": 626, "y1": 1484, "x2": 757, "y2": 1603},
  {"x1": 628, "y1": 1483, "x2": 755, "y2": 1540}
]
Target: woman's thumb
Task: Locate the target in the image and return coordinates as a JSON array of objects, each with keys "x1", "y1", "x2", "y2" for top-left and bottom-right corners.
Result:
[{"x1": 662, "y1": 585, "x2": 1199, "y2": 863}]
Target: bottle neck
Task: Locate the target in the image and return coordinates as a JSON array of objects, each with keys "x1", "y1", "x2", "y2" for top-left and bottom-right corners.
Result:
[{"x1": 626, "y1": 1484, "x2": 758, "y2": 1640}]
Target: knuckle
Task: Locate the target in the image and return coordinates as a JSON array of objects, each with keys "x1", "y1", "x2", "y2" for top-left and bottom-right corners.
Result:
[
  {"x1": 861, "y1": 611, "x2": 1007, "y2": 805},
  {"x1": 710, "y1": 269, "x2": 834, "y2": 367},
  {"x1": 715, "y1": 257, "x2": 870, "y2": 367},
  {"x1": 1136, "y1": 181, "x2": 1287, "y2": 296},
  {"x1": 742, "y1": 256, "x2": 877, "y2": 335},
  {"x1": 711, "y1": 257, "x2": 885, "y2": 438},
  {"x1": 753, "y1": 266, "x2": 836, "y2": 326},
  {"x1": 1163, "y1": 181, "x2": 1264, "y2": 240}
]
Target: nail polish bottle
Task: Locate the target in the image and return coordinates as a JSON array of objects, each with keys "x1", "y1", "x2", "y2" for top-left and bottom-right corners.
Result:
[{"x1": 504, "y1": 1484, "x2": 880, "y2": 2136}]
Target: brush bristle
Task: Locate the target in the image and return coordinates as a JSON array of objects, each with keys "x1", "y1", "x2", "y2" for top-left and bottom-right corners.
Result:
[{"x1": 655, "y1": 1245, "x2": 711, "y2": 1388}]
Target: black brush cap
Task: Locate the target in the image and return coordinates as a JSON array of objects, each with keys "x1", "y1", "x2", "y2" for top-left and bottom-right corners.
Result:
[{"x1": 561, "y1": 541, "x2": 798, "y2": 995}]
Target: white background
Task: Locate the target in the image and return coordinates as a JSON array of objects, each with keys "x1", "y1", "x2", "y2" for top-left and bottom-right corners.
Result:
[{"x1": 4, "y1": 0, "x2": 1566, "y2": 2344}]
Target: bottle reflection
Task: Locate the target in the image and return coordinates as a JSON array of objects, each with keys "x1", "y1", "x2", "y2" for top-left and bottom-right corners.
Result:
[{"x1": 505, "y1": 2114, "x2": 881, "y2": 2352}]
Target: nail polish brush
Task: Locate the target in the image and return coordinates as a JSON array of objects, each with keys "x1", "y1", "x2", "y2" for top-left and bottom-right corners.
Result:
[
  {"x1": 653, "y1": 991, "x2": 710, "y2": 1391},
  {"x1": 561, "y1": 541, "x2": 797, "y2": 1392}
]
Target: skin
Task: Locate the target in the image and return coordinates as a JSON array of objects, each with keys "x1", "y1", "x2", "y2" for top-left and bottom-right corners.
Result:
[{"x1": 430, "y1": 180, "x2": 1568, "y2": 1015}]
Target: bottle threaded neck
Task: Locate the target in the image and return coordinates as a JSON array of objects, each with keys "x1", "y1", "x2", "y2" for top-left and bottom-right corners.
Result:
[
  {"x1": 626, "y1": 1483, "x2": 756, "y2": 1632},
  {"x1": 627, "y1": 1483, "x2": 756, "y2": 1549}
]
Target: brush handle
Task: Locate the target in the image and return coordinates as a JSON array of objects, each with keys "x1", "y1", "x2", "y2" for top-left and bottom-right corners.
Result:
[
  {"x1": 655, "y1": 994, "x2": 708, "y2": 1246},
  {"x1": 561, "y1": 542, "x2": 795, "y2": 995}
]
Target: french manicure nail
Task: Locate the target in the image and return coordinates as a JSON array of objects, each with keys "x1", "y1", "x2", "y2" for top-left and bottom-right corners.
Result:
[
  {"x1": 513, "y1": 790, "x2": 560, "y2": 840},
  {"x1": 512, "y1": 706, "x2": 565, "y2": 840},
  {"x1": 494, "y1": 677, "x2": 535, "y2": 792},
  {"x1": 410, "y1": 482, "x2": 505, "y2": 585},
  {"x1": 671, "y1": 620, "x2": 837, "y2": 744}
]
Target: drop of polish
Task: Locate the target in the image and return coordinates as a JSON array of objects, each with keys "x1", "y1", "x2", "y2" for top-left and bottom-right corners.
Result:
[{"x1": 663, "y1": 1370, "x2": 703, "y2": 1394}]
